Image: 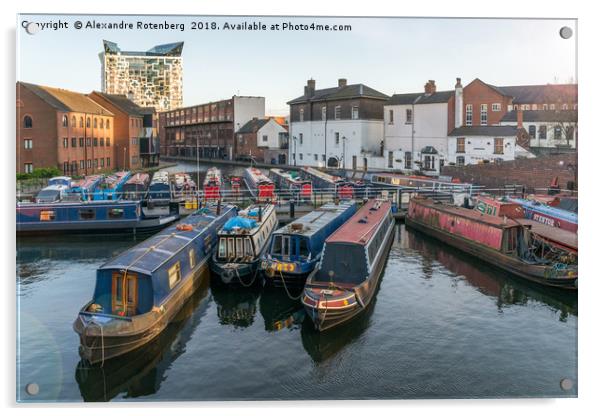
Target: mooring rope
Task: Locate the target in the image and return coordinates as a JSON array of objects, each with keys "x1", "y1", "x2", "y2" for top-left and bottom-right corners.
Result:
[{"x1": 278, "y1": 268, "x2": 303, "y2": 300}]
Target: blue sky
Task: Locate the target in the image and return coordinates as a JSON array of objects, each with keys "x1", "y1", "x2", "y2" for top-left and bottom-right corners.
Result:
[{"x1": 17, "y1": 15, "x2": 576, "y2": 115}]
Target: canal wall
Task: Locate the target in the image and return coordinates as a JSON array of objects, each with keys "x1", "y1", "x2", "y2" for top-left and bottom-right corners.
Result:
[{"x1": 441, "y1": 154, "x2": 578, "y2": 192}]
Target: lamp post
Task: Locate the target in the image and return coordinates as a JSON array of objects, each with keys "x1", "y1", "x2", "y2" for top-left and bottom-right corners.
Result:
[
  {"x1": 292, "y1": 136, "x2": 297, "y2": 166},
  {"x1": 342, "y1": 136, "x2": 347, "y2": 170}
]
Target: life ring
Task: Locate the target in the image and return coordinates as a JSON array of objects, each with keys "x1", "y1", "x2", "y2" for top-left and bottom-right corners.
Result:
[{"x1": 176, "y1": 223, "x2": 194, "y2": 231}]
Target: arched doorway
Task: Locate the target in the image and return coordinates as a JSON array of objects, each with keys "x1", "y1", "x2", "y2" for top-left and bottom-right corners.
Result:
[{"x1": 327, "y1": 157, "x2": 339, "y2": 168}]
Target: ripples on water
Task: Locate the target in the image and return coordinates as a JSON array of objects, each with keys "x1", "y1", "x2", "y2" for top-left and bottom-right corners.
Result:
[{"x1": 16, "y1": 221, "x2": 577, "y2": 402}]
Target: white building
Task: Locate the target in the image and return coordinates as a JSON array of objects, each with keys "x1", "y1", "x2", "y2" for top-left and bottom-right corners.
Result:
[
  {"x1": 287, "y1": 79, "x2": 389, "y2": 171},
  {"x1": 500, "y1": 110, "x2": 577, "y2": 152}
]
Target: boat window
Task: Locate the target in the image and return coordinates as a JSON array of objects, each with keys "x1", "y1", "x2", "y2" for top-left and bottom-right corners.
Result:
[
  {"x1": 111, "y1": 272, "x2": 124, "y2": 314},
  {"x1": 227, "y1": 238, "x2": 234, "y2": 258},
  {"x1": 79, "y1": 209, "x2": 95, "y2": 220},
  {"x1": 108, "y1": 208, "x2": 124, "y2": 219},
  {"x1": 299, "y1": 237, "x2": 310, "y2": 258},
  {"x1": 283, "y1": 236, "x2": 290, "y2": 257},
  {"x1": 244, "y1": 237, "x2": 253, "y2": 256},
  {"x1": 314, "y1": 243, "x2": 368, "y2": 285},
  {"x1": 272, "y1": 235, "x2": 282, "y2": 255},
  {"x1": 218, "y1": 239, "x2": 226, "y2": 258},
  {"x1": 168, "y1": 262, "x2": 181, "y2": 289},
  {"x1": 126, "y1": 275, "x2": 137, "y2": 305},
  {"x1": 189, "y1": 248, "x2": 196, "y2": 269},
  {"x1": 39, "y1": 210, "x2": 56, "y2": 221},
  {"x1": 236, "y1": 238, "x2": 243, "y2": 257}
]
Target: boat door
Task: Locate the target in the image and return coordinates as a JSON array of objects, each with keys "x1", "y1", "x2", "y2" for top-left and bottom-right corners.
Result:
[
  {"x1": 282, "y1": 235, "x2": 292, "y2": 261},
  {"x1": 111, "y1": 271, "x2": 138, "y2": 316}
]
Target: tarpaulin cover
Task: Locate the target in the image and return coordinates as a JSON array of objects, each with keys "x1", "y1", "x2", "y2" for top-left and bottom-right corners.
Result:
[{"x1": 223, "y1": 216, "x2": 256, "y2": 231}]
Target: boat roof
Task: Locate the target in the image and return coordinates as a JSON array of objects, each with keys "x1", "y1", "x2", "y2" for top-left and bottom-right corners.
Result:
[
  {"x1": 373, "y1": 172, "x2": 471, "y2": 187},
  {"x1": 273, "y1": 202, "x2": 355, "y2": 237},
  {"x1": 510, "y1": 198, "x2": 578, "y2": 222},
  {"x1": 99, "y1": 205, "x2": 235, "y2": 275},
  {"x1": 516, "y1": 219, "x2": 577, "y2": 251},
  {"x1": 303, "y1": 167, "x2": 342, "y2": 182},
  {"x1": 218, "y1": 204, "x2": 273, "y2": 235},
  {"x1": 246, "y1": 167, "x2": 271, "y2": 183},
  {"x1": 327, "y1": 199, "x2": 391, "y2": 245},
  {"x1": 125, "y1": 173, "x2": 150, "y2": 185},
  {"x1": 412, "y1": 198, "x2": 518, "y2": 228}
]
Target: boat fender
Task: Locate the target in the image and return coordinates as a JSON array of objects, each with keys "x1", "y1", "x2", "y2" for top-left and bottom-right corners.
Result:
[
  {"x1": 265, "y1": 266, "x2": 275, "y2": 278},
  {"x1": 176, "y1": 223, "x2": 194, "y2": 231}
]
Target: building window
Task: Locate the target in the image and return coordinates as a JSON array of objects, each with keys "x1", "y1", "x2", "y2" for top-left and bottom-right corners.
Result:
[
  {"x1": 513, "y1": 105, "x2": 519, "y2": 110},
  {"x1": 62, "y1": 115, "x2": 68, "y2": 127},
  {"x1": 86, "y1": 118, "x2": 91, "y2": 128},
  {"x1": 424, "y1": 155, "x2": 435, "y2": 171},
  {"x1": 24, "y1": 139, "x2": 33, "y2": 149},
  {"x1": 94, "y1": 118, "x2": 98, "y2": 128},
  {"x1": 494, "y1": 138, "x2": 504, "y2": 154},
  {"x1": 79, "y1": 137, "x2": 84, "y2": 147},
  {"x1": 63, "y1": 138, "x2": 68, "y2": 148},
  {"x1": 106, "y1": 138, "x2": 111, "y2": 146},
  {"x1": 480, "y1": 104, "x2": 488, "y2": 125},
  {"x1": 388, "y1": 151, "x2": 393, "y2": 168},
  {"x1": 299, "y1": 133, "x2": 303, "y2": 145},
  {"x1": 79, "y1": 117, "x2": 84, "y2": 128},
  {"x1": 562, "y1": 104, "x2": 568, "y2": 110},
  {"x1": 566, "y1": 126, "x2": 575, "y2": 141},
  {"x1": 404, "y1": 151, "x2": 412, "y2": 169},
  {"x1": 79, "y1": 160, "x2": 84, "y2": 169},
  {"x1": 525, "y1": 105, "x2": 530, "y2": 110},
  {"x1": 554, "y1": 125, "x2": 562, "y2": 140},
  {"x1": 335, "y1": 132, "x2": 340, "y2": 145},
  {"x1": 389, "y1": 109, "x2": 394, "y2": 124},
  {"x1": 94, "y1": 159, "x2": 99, "y2": 167},
  {"x1": 538, "y1": 125, "x2": 547, "y2": 139},
  {"x1": 24, "y1": 163, "x2": 33, "y2": 173},
  {"x1": 71, "y1": 116, "x2": 76, "y2": 126},
  {"x1": 406, "y1": 109, "x2": 413, "y2": 124},
  {"x1": 107, "y1": 157, "x2": 111, "y2": 167},
  {"x1": 262, "y1": 135, "x2": 268, "y2": 142},
  {"x1": 456, "y1": 156, "x2": 465, "y2": 166},
  {"x1": 299, "y1": 153, "x2": 303, "y2": 160},
  {"x1": 492, "y1": 103, "x2": 501, "y2": 112},
  {"x1": 86, "y1": 138, "x2": 91, "y2": 147},
  {"x1": 314, "y1": 154, "x2": 318, "y2": 161},
  {"x1": 322, "y1": 106, "x2": 327, "y2": 120},
  {"x1": 543, "y1": 104, "x2": 549, "y2": 110},
  {"x1": 106, "y1": 119, "x2": 110, "y2": 129},
  {"x1": 94, "y1": 138, "x2": 98, "y2": 147},
  {"x1": 322, "y1": 154, "x2": 326, "y2": 161},
  {"x1": 100, "y1": 158, "x2": 105, "y2": 167},
  {"x1": 63, "y1": 161, "x2": 69, "y2": 174},
  {"x1": 456, "y1": 138, "x2": 465, "y2": 153},
  {"x1": 507, "y1": 105, "x2": 513, "y2": 112},
  {"x1": 528, "y1": 125, "x2": 536, "y2": 139},
  {"x1": 100, "y1": 119, "x2": 104, "y2": 129},
  {"x1": 352, "y1": 106, "x2": 359, "y2": 120},
  {"x1": 299, "y1": 108, "x2": 304, "y2": 122},
  {"x1": 550, "y1": 104, "x2": 555, "y2": 110},
  {"x1": 334, "y1": 106, "x2": 341, "y2": 120},
  {"x1": 71, "y1": 137, "x2": 77, "y2": 147},
  {"x1": 532, "y1": 104, "x2": 538, "y2": 110},
  {"x1": 23, "y1": 115, "x2": 33, "y2": 128},
  {"x1": 131, "y1": 138, "x2": 137, "y2": 145},
  {"x1": 465, "y1": 105, "x2": 473, "y2": 126}
]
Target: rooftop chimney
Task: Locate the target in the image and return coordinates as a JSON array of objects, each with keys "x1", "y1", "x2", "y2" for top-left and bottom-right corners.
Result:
[
  {"x1": 455, "y1": 77, "x2": 462, "y2": 89},
  {"x1": 304, "y1": 79, "x2": 316, "y2": 97},
  {"x1": 338, "y1": 78, "x2": 347, "y2": 88},
  {"x1": 455, "y1": 77, "x2": 463, "y2": 129},
  {"x1": 424, "y1": 80, "x2": 436, "y2": 95}
]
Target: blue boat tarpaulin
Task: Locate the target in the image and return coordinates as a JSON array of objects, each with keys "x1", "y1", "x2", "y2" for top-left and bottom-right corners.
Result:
[{"x1": 223, "y1": 216, "x2": 256, "y2": 231}]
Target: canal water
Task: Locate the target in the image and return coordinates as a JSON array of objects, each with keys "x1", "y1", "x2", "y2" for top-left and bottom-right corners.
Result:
[{"x1": 16, "y1": 163, "x2": 577, "y2": 401}]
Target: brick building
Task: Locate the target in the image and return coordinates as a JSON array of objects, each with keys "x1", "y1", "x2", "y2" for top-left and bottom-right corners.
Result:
[
  {"x1": 16, "y1": 82, "x2": 114, "y2": 175},
  {"x1": 158, "y1": 96, "x2": 265, "y2": 160},
  {"x1": 288, "y1": 78, "x2": 389, "y2": 170},
  {"x1": 89, "y1": 91, "x2": 155, "y2": 170},
  {"x1": 235, "y1": 117, "x2": 289, "y2": 164}
]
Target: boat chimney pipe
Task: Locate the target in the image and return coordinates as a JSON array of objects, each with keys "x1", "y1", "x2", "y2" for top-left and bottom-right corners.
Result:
[
  {"x1": 217, "y1": 199, "x2": 221, "y2": 215},
  {"x1": 258, "y1": 206, "x2": 263, "y2": 223}
]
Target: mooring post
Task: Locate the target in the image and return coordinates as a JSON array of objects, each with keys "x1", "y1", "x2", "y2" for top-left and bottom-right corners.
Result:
[{"x1": 289, "y1": 199, "x2": 295, "y2": 219}]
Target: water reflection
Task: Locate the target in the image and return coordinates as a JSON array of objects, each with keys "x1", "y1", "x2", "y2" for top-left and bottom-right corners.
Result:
[
  {"x1": 74, "y1": 271, "x2": 212, "y2": 402},
  {"x1": 405, "y1": 228, "x2": 577, "y2": 318},
  {"x1": 211, "y1": 281, "x2": 260, "y2": 328},
  {"x1": 258, "y1": 287, "x2": 305, "y2": 332}
]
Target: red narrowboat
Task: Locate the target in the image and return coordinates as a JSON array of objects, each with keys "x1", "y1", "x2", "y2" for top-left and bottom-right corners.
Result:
[
  {"x1": 203, "y1": 167, "x2": 222, "y2": 201},
  {"x1": 302, "y1": 199, "x2": 396, "y2": 331},
  {"x1": 405, "y1": 198, "x2": 577, "y2": 290},
  {"x1": 244, "y1": 167, "x2": 275, "y2": 202}
]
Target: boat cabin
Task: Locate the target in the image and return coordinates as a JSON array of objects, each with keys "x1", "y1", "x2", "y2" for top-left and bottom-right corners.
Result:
[{"x1": 474, "y1": 196, "x2": 525, "y2": 219}]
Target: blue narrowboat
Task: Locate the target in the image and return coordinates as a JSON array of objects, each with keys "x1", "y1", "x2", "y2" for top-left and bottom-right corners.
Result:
[
  {"x1": 92, "y1": 171, "x2": 131, "y2": 201},
  {"x1": 73, "y1": 204, "x2": 237, "y2": 364},
  {"x1": 69, "y1": 175, "x2": 104, "y2": 201},
  {"x1": 16, "y1": 200, "x2": 179, "y2": 235},
  {"x1": 509, "y1": 197, "x2": 578, "y2": 233},
  {"x1": 148, "y1": 170, "x2": 173, "y2": 202},
  {"x1": 261, "y1": 201, "x2": 357, "y2": 288}
]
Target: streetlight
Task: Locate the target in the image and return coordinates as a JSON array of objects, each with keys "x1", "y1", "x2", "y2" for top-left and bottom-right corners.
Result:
[
  {"x1": 292, "y1": 136, "x2": 297, "y2": 166},
  {"x1": 342, "y1": 136, "x2": 347, "y2": 170}
]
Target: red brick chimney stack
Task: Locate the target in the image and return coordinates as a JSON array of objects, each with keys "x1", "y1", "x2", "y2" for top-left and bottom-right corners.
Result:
[{"x1": 424, "y1": 80, "x2": 436, "y2": 95}]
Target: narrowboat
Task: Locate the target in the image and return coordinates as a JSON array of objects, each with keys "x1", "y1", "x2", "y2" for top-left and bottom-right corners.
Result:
[
  {"x1": 211, "y1": 204, "x2": 278, "y2": 286},
  {"x1": 70, "y1": 175, "x2": 103, "y2": 201},
  {"x1": 510, "y1": 197, "x2": 578, "y2": 232},
  {"x1": 147, "y1": 170, "x2": 172, "y2": 202},
  {"x1": 203, "y1": 167, "x2": 222, "y2": 201},
  {"x1": 269, "y1": 168, "x2": 312, "y2": 200},
  {"x1": 474, "y1": 195, "x2": 525, "y2": 219},
  {"x1": 73, "y1": 204, "x2": 237, "y2": 364},
  {"x1": 92, "y1": 171, "x2": 131, "y2": 201},
  {"x1": 34, "y1": 184, "x2": 71, "y2": 204},
  {"x1": 122, "y1": 173, "x2": 150, "y2": 201},
  {"x1": 173, "y1": 172, "x2": 197, "y2": 198},
  {"x1": 300, "y1": 167, "x2": 354, "y2": 199},
  {"x1": 47, "y1": 175, "x2": 72, "y2": 188},
  {"x1": 302, "y1": 199, "x2": 395, "y2": 331},
  {"x1": 405, "y1": 197, "x2": 578, "y2": 290},
  {"x1": 370, "y1": 172, "x2": 474, "y2": 203},
  {"x1": 16, "y1": 200, "x2": 180, "y2": 235},
  {"x1": 262, "y1": 201, "x2": 357, "y2": 288},
  {"x1": 243, "y1": 167, "x2": 276, "y2": 202}
]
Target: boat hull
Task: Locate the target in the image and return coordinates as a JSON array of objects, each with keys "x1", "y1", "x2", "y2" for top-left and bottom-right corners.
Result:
[
  {"x1": 303, "y1": 219, "x2": 395, "y2": 331},
  {"x1": 74, "y1": 261, "x2": 211, "y2": 365},
  {"x1": 405, "y1": 216, "x2": 577, "y2": 290},
  {"x1": 210, "y1": 259, "x2": 261, "y2": 286}
]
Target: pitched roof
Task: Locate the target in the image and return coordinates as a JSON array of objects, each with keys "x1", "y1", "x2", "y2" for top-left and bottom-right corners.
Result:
[
  {"x1": 287, "y1": 83, "x2": 389, "y2": 105},
  {"x1": 497, "y1": 84, "x2": 577, "y2": 104},
  {"x1": 236, "y1": 118, "x2": 270, "y2": 134},
  {"x1": 91, "y1": 91, "x2": 147, "y2": 116},
  {"x1": 500, "y1": 110, "x2": 578, "y2": 123},
  {"x1": 449, "y1": 125, "x2": 518, "y2": 137},
  {"x1": 386, "y1": 90, "x2": 454, "y2": 106},
  {"x1": 19, "y1": 82, "x2": 113, "y2": 116}
]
